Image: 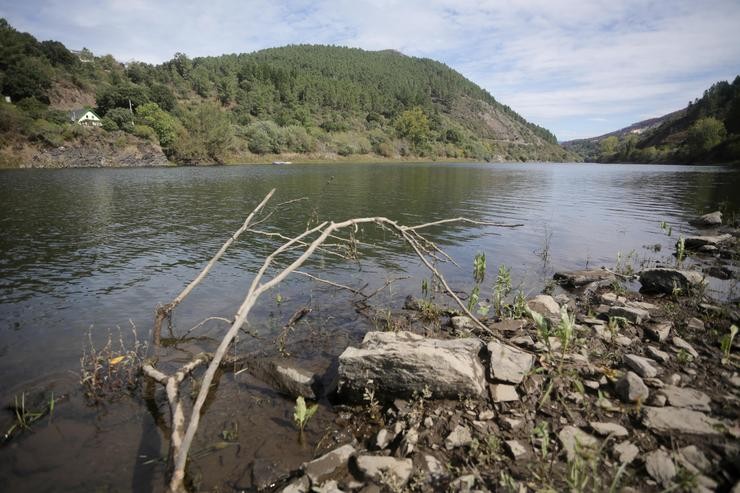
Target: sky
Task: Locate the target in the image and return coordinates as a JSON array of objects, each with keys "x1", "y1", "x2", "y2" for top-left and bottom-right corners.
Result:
[{"x1": 2, "y1": 0, "x2": 739, "y2": 140}]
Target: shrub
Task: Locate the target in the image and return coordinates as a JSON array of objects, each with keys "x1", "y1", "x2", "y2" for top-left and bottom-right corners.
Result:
[{"x1": 133, "y1": 124, "x2": 157, "y2": 142}]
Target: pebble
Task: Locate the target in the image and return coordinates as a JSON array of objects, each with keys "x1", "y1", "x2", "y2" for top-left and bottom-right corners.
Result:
[
  {"x1": 490, "y1": 384, "x2": 519, "y2": 402},
  {"x1": 589, "y1": 421, "x2": 629, "y2": 437},
  {"x1": 612, "y1": 441, "x2": 639, "y2": 464},
  {"x1": 646, "y1": 346, "x2": 670, "y2": 363},
  {"x1": 558, "y1": 426, "x2": 599, "y2": 461},
  {"x1": 646, "y1": 322, "x2": 671, "y2": 342},
  {"x1": 445, "y1": 425, "x2": 473, "y2": 450},
  {"x1": 624, "y1": 354, "x2": 660, "y2": 378},
  {"x1": 672, "y1": 336, "x2": 699, "y2": 358},
  {"x1": 504, "y1": 440, "x2": 528, "y2": 459},
  {"x1": 615, "y1": 371, "x2": 649, "y2": 403},
  {"x1": 645, "y1": 449, "x2": 677, "y2": 487}
]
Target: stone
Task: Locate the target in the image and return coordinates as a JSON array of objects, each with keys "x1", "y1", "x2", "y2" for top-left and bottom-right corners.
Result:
[
  {"x1": 691, "y1": 211, "x2": 722, "y2": 227},
  {"x1": 312, "y1": 480, "x2": 343, "y2": 493},
  {"x1": 252, "y1": 458, "x2": 290, "y2": 491},
  {"x1": 375, "y1": 429, "x2": 391, "y2": 450},
  {"x1": 623, "y1": 354, "x2": 659, "y2": 378},
  {"x1": 672, "y1": 336, "x2": 699, "y2": 358},
  {"x1": 338, "y1": 331, "x2": 486, "y2": 401},
  {"x1": 647, "y1": 394, "x2": 667, "y2": 407},
  {"x1": 683, "y1": 234, "x2": 732, "y2": 250},
  {"x1": 281, "y1": 476, "x2": 310, "y2": 493},
  {"x1": 612, "y1": 441, "x2": 639, "y2": 464},
  {"x1": 644, "y1": 377, "x2": 664, "y2": 388},
  {"x1": 399, "y1": 427, "x2": 418, "y2": 456},
  {"x1": 659, "y1": 386, "x2": 711, "y2": 411},
  {"x1": 615, "y1": 371, "x2": 649, "y2": 403},
  {"x1": 558, "y1": 426, "x2": 599, "y2": 461},
  {"x1": 645, "y1": 322, "x2": 671, "y2": 342},
  {"x1": 478, "y1": 409, "x2": 494, "y2": 420},
  {"x1": 526, "y1": 294, "x2": 561, "y2": 319},
  {"x1": 666, "y1": 373, "x2": 681, "y2": 386},
  {"x1": 423, "y1": 454, "x2": 446, "y2": 479},
  {"x1": 445, "y1": 425, "x2": 473, "y2": 450},
  {"x1": 449, "y1": 474, "x2": 476, "y2": 493},
  {"x1": 677, "y1": 445, "x2": 711, "y2": 474},
  {"x1": 303, "y1": 444, "x2": 356, "y2": 484},
  {"x1": 600, "y1": 292, "x2": 619, "y2": 304},
  {"x1": 645, "y1": 449, "x2": 677, "y2": 486},
  {"x1": 355, "y1": 456, "x2": 413, "y2": 486},
  {"x1": 487, "y1": 340, "x2": 534, "y2": 384},
  {"x1": 489, "y1": 318, "x2": 525, "y2": 332},
  {"x1": 504, "y1": 439, "x2": 528, "y2": 458},
  {"x1": 609, "y1": 306, "x2": 650, "y2": 324},
  {"x1": 687, "y1": 317, "x2": 705, "y2": 331},
  {"x1": 451, "y1": 316, "x2": 477, "y2": 332},
  {"x1": 589, "y1": 422, "x2": 629, "y2": 437},
  {"x1": 248, "y1": 359, "x2": 318, "y2": 399},
  {"x1": 489, "y1": 384, "x2": 519, "y2": 402},
  {"x1": 642, "y1": 407, "x2": 722, "y2": 435},
  {"x1": 646, "y1": 346, "x2": 670, "y2": 363},
  {"x1": 424, "y1": 417, "x2": 434, "y2": 428},
  {"x1": 509, "y1": 335, "x2": 536, "y2": 349},
  {"x1": 626, "y1": 300, "x2": 659, "y2": 312},
  {"x1": 501, "y1": 417, "x2": 523, "y2": 431},
  {"x1": 553, "y1": 269, "x2": 615, "y2": 287},
  {"x1": 639, "y1": 268, "x2": 705, "y2": 294}
]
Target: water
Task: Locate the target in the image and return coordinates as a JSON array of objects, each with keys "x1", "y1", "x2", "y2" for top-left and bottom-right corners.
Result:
[{"x1": 0, "y1": 162, "x2": 738, "y2": 491}]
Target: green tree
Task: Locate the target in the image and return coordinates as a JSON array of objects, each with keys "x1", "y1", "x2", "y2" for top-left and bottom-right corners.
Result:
[
  {"x1": 136, "y1": 102, "x2": 177, "y2": 147},
  {"x1": 599, "y1": 136, "x2": 619, "y2": 155},
  {"x1": 687, "y1": 117, "x2": 726, "y2": 155},
  {"x1": 395, "y1": 107, "x2": 430, "y2": 146},
  {"x1": 2, "y1": 57, "x2": 53, "y2": 102},
  {"x1": 176, "y1": 102, "x2": 233, "y2": 163}
]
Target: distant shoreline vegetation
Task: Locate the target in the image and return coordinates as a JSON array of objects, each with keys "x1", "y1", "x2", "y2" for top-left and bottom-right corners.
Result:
[{"x1": 0, "y1": 19, "x2": 574, "y2": 168}]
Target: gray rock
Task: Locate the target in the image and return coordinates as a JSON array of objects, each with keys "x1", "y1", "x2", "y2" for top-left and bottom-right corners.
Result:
[
  {"x1": 489, "y1": 384, "x2": 519, "y2": 402},
  {"x1": 645, "y1": 449, "x2": 677, "y2": 486},
  {"x1": 684, "y1": 234, "x2": 732, "y2": 250},
  {"x1": 687, "y1": 317, "x2": 705, "y2": 331},
  {"x1": 642, "y1": 407, "x2": 723, "y2": 435},
  {"x1": 445, "y1": 425, "x2": 473, "y2": 450},
  {"x1": 355, "y1": 456, "x2": 413, "y2": 486},
  {"x1": 504, "y1": 439, "x2": 528, "y2": 458},
  {"x1": 609, "y1": 306, "x2": 650, "y2": 324},
  {"x1": 626, "y1": 300, "x2": 659, "y2": 313},
  {"x1": 281, "y1": 476, "x2": 310, "y2": 493},
  {"x1": 487, "y1": 340, "x2": 534, "y2": 384},
  {"x1": 252, "y1": 458, "x2": 290, "y2": 491},
  {"x1": 677, "y1": 445, "x2": 710, "y2": 474},
  {"x1": 248, "y1": 359, "x2": 318, "y2": 399},
  {"x1": 612, "y1": 441, "x2": 639, "y2": 464},
  {"x1": 501, "y1": 417, "x2": 523, "y2": 431},
  {"x1": 449, "y1": 474, "x2": 476, "y2": 493},
  {"x1": 615, "y1": 371, "x2": 649, "y2": 403},
  {"x1": 423, "y1": 455, "x2": 446, "y2": 479},
  {"x1": 558, "y1": 426, "x2": 599, "y2": 461},
  {"x1": 648, "y1": 394, "x2": 667, "y2": 407},
  {"x1": 639, "y1": 268, "x2": 705, "y2": 294},
  {"x1": 553, "y1": 269, "x2": 615, "y2": 287},
  {"x1": 646, "y1": 346, "x2": 670, "y2": 363},
  {"x1": 624, "y1": 354, "x2": 659, "y2": 378},
  {"x1": 451, "y1": 316, "x2": 477, "y2": 332},
  {"x1": 312, "y1": 480, "x2": 343, "y2": 493},
  {"x1": 589, "y1": 422, "x2": 629, "y2": 437},
  {"x1": 645, "y1": 322, "x2": 671, "y2": 342},
  {"x1": 527, "y1": 294, "x2": 561, "y2": 319},
  {"x1": 303, "y1": 444, "x2": 356, "y2": 484},
  {"x1": 489, "y1": 318, "x2": 525, "y2": 332},
  {"x1": 399, "y1": 427, "x2": 418, "y2": 456},
  {"x1": 659, "y1": 386, "x2": 711, "y2": 411},
  {"x1": 672, "y1": 336, "x2": 699, "y2": 358},
  {"x1": 478, "y1": 409, "x2": 494, "y2": 420},
  {"x1": 338, "y1": 331, "x2": 486, "y2": 401},
  {"x1": 375, "y1": 429, "x2": 391, "y2": 450},
  {"x1": 691, "y1": 211, "x2": 722, "y2": 227}
]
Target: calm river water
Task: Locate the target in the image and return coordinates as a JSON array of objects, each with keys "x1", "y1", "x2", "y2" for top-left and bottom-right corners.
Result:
[{"x1": 0, "y1": 162, "x2": 738, "y2": 491}]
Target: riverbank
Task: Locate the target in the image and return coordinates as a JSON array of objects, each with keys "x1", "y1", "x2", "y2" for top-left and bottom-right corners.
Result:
[{"x1": 249, "y1": 221, "x2": 739, "y2": 492}]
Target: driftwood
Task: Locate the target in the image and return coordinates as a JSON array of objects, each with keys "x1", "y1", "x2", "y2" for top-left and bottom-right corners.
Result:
[{"x1": 142, "y1": 188, "x2": 522, "y2": 492}]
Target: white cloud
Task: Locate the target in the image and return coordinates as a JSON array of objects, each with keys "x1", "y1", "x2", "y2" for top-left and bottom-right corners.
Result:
[{"x1": 1, "y1": 0, "x2": 739, "y2": 139}]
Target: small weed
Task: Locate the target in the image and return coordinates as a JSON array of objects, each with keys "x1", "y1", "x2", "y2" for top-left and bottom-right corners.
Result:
[
  {"x1": 676, "y1": 348, "x2": 694, "y2": 364},
  {"x1": 556, "y1": 305, "x2": 576, "y2": 352},
  {"x1": 494, "y1": 264, "x2": 513, "y2": 317},
  {"x1": 531, "y1": 421, "x2": 550, "y2": 459},
  {"x1": 473, "y1": 251, "x2": 486, "y2": 284},
  {"x1": 720, "y1": 324, "x2": 738, "y2": 365},
  {"x1": 293, "y1": 396, "x2": 318, "y2": 433},
  {"x1": 660, "y1": 221, "x2": 672, "y2": 237},
  {"x1": 219, "y1": 422, "x2": 239, "y2": 442},
  {"x1": 3, "y1": 392, "x2": 59, "y2": 443},
  {"x1": 676, "y1": 236, "x2": 686, "y2": 265}
]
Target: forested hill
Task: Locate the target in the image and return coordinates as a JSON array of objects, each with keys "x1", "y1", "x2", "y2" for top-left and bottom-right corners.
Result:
[
  {"x1": 0, "y1": 19, "x2": 574, "y2": 167},
  {"x1": 563, "y1": 77, "x2": 740, "y2": 164}
]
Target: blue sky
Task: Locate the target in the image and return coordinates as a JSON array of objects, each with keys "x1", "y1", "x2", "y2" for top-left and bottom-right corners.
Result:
[{"x1": 2, "y1": 0, "x2": 739, "y2": 140}]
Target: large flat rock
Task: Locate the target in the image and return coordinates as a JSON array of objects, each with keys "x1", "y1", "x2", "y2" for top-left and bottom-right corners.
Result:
[
  {"x1": 639, "y1": 268, "x2": 705, "y2": 294},
  {"x1": 642, "y1": 407, "x2": 722, "y2": 435},
  {"x1": 338, "y1": 331, "x2": 486, "y2": 401},
  {"x1": 553, "y1": 269, "x2": 615, "y2": 287},
  {"x1": 683, "y1": 234, "x2": 732, "y2": 250},
  {"x1": 487, "y1": 340, "x2": 534, "y2": 384}
]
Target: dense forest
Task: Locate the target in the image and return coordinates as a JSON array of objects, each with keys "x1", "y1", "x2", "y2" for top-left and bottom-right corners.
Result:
[
  {"x1": 563, "y1": 77, "x2": 740, "y2": 164},
  {"x1": 0, "y1": 19, "x2": 573, "y2": 167}
]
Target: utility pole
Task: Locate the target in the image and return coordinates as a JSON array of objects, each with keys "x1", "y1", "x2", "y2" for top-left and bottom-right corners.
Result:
[{"x1": 128, "y1": 98, "x2": 134, "y2": 126}]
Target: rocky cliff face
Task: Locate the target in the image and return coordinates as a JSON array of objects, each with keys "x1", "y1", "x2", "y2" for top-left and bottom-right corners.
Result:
[{"x1": 13, "y1": 131, "x2": 171, "y2": 168}]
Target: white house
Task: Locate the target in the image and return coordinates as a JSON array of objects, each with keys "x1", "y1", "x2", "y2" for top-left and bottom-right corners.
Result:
[{"x1": 69, "y1": 109, "x2": 102, "y2": 127}]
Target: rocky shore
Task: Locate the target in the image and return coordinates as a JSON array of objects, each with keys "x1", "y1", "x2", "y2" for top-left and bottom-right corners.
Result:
[{"x1": 233, "y1": 211, "x2": 740, "y2": 493}]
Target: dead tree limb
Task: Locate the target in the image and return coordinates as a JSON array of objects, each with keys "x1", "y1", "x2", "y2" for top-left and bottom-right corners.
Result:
[{"x1": 144, "y1": 192, "x2": 522, "y2": 492}]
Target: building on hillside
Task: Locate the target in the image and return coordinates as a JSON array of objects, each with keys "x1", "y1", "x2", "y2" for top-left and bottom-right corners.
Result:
[{"x1": 69, "y1": 109, "x2": 102, "y2": 127}]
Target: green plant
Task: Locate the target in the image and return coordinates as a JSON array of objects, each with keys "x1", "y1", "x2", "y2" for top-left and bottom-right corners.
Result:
[
  {"x1": 220, "y1": 422, "x2": 239, "y2": 442},
  {"x1": 494, "y1": 264, "x2": 512, "y2": 317},
  {"x1": 660, "y1": 221, "x2": 672, "y2": 237},
  {"x1": 531, "y1": 421, "x2": 550, "y2": 459},
  {"x1": 721, "y1": 324, "x2": 738, "y2": 365},
  {"x1": 676, "y1": 348, "x2": 694, "y2": 364},
  {"x1": 467, "y1": 285, "x2": 480, "y2": 312},
  {"x1": 556, "y1": 305, "x2": 576, "y2": 352},
  {"x1": 525, "y1": 305, "x2": 550, "y2": 344},
  {"x1": 512, "y1": 290, "x2": 527, "y2": 318},
  {"x1": 293, "y1": 396, "x2": 318, "y2": 433},
  {"x1": 676, "y1": 236, "x2": 686, "y2": 264},
  {"x1": 3, "y1": 392, "x2": 58, "y2": 442},
  {"x1": 473, "y1": 251, "x2": 486, "y2": 284}
]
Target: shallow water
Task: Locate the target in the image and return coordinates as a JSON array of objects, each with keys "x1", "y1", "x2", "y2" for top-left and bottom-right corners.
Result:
[{"x1": 0, "y1": 162, "x2": 738, "y2": 491}]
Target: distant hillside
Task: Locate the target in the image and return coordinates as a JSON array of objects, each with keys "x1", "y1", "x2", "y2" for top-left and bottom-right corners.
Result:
[
  {"x1": 0, "y1": 19, "x2": 574, "y2": 167},
  {"x1": 563, "y1": 78, "x2": 740, "y2": 164}
]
